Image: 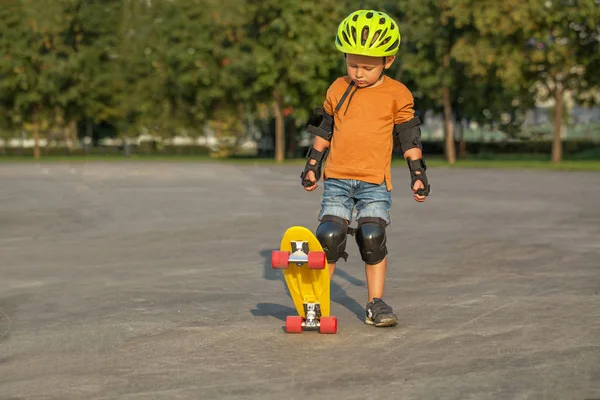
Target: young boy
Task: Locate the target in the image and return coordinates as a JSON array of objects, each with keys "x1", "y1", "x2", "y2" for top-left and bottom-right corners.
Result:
[{"x1": 300, "y1": 10, "x2": 430, "y2": 327}]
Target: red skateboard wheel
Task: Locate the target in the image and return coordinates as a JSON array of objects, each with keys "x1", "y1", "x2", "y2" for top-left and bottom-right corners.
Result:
[
  {"x1": 319, "y1": 316, "x2": 337, "y2": 334},
  {"x1": 285, "y1": 316, "x2": 303, "y2": 333},
  {"x1": 271, "y1": 251, "x2": 290, "y2": 269},
  {"x1": 307, "y1": 251, "x2": 326, "y2": 269}
]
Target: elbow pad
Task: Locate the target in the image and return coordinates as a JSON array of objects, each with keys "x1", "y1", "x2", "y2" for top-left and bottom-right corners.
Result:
[
  {"x1": 393, "y1": 116, "x2": 422, "y2": 153},
  {"x1": 307, "y1": 107, "x2": 334, "y2": 141}
]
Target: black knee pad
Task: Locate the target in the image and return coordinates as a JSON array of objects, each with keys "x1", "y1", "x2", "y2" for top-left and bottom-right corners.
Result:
[
  {"x1": 316, "y1": 215, "x2": 350, "y2": 263},
  {"x1": 355, "y1": 217, "x2": 388, "y2": 265}
]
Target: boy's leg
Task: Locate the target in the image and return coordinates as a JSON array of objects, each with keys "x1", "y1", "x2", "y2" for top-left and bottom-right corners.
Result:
[
  {"x1": 365, "y1": 257, "x2": 386, "y2": 302},
  {"x1": 315, "y1": 179, "x2": 354, "y2": 277},
  {"x1": 355, "y1": 181, "x2": 398, "y2": 327}
]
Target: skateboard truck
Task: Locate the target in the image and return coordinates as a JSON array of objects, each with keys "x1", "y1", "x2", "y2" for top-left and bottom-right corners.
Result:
[
  {"x1": 288, "y1": 241, "x2": 309, "y2": 265},
  {"x1": 285, "y1": 302, "x2": 336, "y2": 333},
  {"x1": 303, "y1": 303, "x2": 321, "y2": 329},
  {"x1": 285, "y1": 302, "x2": 336, "y2": 334}
]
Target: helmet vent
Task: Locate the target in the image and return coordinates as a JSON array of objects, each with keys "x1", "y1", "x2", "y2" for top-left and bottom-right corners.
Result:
[
  {"x1": 377, "y1": 36, "x2": 391, "y2": 47},
  {"x1": 370, "y1": 30, "x2": 382, "y2": 47},
  {"x1": 361, "y1": 27, "x2": 369, "y2": 45},
  {"x1": 342, "y1": 31, "x2": 350, "y2": 45},
  {"x1": 380, "y1": 28, "x2": 388, "y2": 40},
  {"x1": 385, "y1": 38, "x2": 400, "y2": 52}
]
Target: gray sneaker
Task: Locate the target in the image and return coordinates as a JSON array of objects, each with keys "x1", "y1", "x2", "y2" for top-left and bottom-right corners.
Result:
[{"x1": 365, "y1": 298, "x2": 398, "y2": 327}]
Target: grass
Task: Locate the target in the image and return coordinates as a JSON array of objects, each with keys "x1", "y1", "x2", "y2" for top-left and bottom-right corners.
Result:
[
  {"x1": 1, "y1": 153, "x2": 600, "y2": 171},
  {"x1": 412, "y1": 158, "x2": 600, "y2": 171},
  {"x1": 0, "y1": 154, "x2": 213, "y2": 163}
]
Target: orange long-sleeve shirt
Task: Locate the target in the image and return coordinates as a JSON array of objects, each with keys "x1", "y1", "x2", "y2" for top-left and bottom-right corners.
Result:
[{"x1": 322, "y1": 75, "x2": 415, "y2": 191}]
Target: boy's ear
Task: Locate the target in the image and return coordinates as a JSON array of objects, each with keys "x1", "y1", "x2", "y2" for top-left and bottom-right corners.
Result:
[{"x1": 384, "y1": 56, "x2": 396, "y2": 69}]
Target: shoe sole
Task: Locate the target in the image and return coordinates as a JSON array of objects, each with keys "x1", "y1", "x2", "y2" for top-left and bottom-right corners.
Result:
[{"x1": 365, "y1": 317, "x2": 398, "y2": 327}]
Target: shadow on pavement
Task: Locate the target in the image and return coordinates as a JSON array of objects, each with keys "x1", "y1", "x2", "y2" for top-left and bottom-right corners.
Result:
[
  {"x1": 250, "y1": 303, "x2": 296, "y2": 322},
  {"x1": 253, "y1": 249, "x2": 366, "y2": 322}
]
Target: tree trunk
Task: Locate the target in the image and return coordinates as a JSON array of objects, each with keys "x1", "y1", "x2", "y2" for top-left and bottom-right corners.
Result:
[
  {"x1": 33, "y1": 106, "x2": 41, "y2": 160},
  {"x1": 552, "y1": 87, "x2": 563, "y2": 164},
  {"x1": 442, "y1": 53, "x2": 456, "y2": 165},
  {"x1": 442, "y1": 88, "x2": 456, "y2": 164},
  {"x1": 272, "y1": 91, "x2": 285, "y2": 163},
  {"x1": 440, "y1": 2, "x2": 456, "y2": 165}
]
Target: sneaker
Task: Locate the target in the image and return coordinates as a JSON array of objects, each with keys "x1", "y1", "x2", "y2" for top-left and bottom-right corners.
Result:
[{"x1": 365, "y1": 298, "x2": 398, "y2": 327}]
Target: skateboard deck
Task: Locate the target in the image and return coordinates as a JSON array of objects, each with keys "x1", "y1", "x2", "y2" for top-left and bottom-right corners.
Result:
[{"x1": 271, "y1": 226, "x2": 337, "y2": 334}]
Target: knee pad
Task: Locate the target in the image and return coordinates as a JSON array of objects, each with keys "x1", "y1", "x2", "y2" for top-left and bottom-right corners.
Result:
[
  {"x1": 355, "y1": 217, "x2": 388, "y2": 265},
  {"x1": 316, "y1": 215, "x2": 350, "y2": 263}
]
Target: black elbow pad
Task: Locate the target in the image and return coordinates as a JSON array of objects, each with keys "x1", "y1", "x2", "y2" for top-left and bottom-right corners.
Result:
[
  {"x1": 307, "y1": 107, "x2": 334, "y2": 141},
  {"x1": 393, "y1": 116, "x2": 422, "y2": 153}
]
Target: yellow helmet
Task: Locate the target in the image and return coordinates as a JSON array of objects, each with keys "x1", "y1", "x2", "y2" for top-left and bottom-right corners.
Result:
[{"x1": 335, "y1": 10, "x2": 401, "y2": 57}]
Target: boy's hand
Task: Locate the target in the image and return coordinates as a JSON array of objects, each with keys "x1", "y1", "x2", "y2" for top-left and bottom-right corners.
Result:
[
  {"x1": 412, "y1": 180, "x2": 426, "y2": 202},
  {"x1": 303, "y1": 170, "x2": 318, "y2": 191}
]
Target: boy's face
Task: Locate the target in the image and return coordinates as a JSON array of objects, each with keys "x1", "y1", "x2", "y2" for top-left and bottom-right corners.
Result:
[{"x1": 345, "y1": 54, "x2": 395, "y2": 88}]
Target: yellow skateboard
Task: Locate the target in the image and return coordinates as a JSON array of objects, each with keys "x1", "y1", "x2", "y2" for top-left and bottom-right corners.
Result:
[{"x1": 271, "y1": 226, "x2": 338, "y2": 334}]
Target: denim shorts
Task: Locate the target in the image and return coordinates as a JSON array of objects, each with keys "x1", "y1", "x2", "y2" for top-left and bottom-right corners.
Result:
[{"x1": 317, "y1": 178, "x2": 392, "y2": 225}]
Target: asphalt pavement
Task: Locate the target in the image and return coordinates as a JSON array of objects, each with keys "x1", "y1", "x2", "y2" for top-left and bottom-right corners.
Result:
[{"x1": 1, "y1": 161, "x2": 599, "y2": 399}]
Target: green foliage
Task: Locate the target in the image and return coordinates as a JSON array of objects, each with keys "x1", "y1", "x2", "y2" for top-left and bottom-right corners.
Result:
[
  {"x1": 0, "y1": 0, "x2": 123, "y2": 135},
  {"x1": 231, "y1": 0, "x2": 347, "y2": 122},
  {"x1": 116, "y1": 0, "x2": 231, "y2": 135},
  {"x1": 449, "y1": 0, "x2": 600, "y2": 101},
  {"x1": 378, "y1": 0, "x2": 533, "y2": 135},
  {"x1": 0, "y1": 0, "x2": 598, "y2": 158},
  {"x1": 75, "y1": 0, "x2": 125, "y2": 123},
  {"x1": 0, "y1": 0, "x2": 72, "y2": 127}
]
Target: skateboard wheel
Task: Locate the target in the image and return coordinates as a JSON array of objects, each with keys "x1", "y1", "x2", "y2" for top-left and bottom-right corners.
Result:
[
  {"x1": 285, "y1": 316, "x2": 303, "y2": 333},
  {"x1": 307, "y1": 251, "x2": 326, "y2": 269},
  {"x1": 271, "y1": 251, "x2": 290, "y2": 269},
  {"x1": 319, "y1": 316, "x2": 337, "y2": 334}
]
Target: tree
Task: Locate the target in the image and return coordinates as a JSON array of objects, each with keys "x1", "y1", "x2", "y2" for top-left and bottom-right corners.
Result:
[
  {"x1": 0, "y1": 1, "x2": 21, "y2": 139},
  {"x1": 0, "y1": 0, "x2": 103, "y2": 158},
  {"x1": 74, "y1": 0, "x2": 125, "y2": 148},
  {"x1": 449, "y1": 0, "x2": 600, "y2": 163},
  {"x1": 0, "y1": 0, "x2": 64, "y2": 158},
  {"x1": 113, "y1": 0, "x2": 246, "y2": 156},
  {"x1": 386, "y1": 0, "x2": 462, "y2": 164},
  {"x1": 234, "y1": 0, "x2": 347, "y2": 163}
]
